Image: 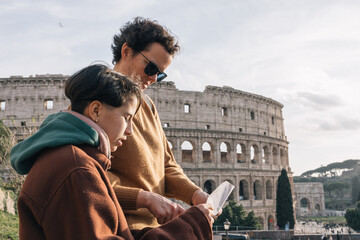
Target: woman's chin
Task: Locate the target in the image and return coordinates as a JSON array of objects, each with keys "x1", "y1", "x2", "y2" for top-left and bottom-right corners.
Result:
[{"x1": 111, "y1": 146, "x2": 118, "y2": 152}]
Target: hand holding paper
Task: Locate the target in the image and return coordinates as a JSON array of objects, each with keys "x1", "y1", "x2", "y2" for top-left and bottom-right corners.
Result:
[{"x1": 206, "y1": 181, "x2": 235, "y2": 215}]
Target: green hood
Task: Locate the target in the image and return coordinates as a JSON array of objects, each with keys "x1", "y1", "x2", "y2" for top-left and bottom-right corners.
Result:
[{"x1": 11, "y1": 112, "x2": 100, "y2": 175}]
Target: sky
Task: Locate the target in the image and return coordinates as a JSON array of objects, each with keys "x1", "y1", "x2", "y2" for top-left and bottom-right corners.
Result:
[{"x1": 1, "y1": 0, "x2": 359, "y2": 176}]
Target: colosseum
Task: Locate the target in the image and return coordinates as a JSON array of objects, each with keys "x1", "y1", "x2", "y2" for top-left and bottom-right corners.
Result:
[{"x1": 0, "y1": 75, "x2": 293, "y2": 230}]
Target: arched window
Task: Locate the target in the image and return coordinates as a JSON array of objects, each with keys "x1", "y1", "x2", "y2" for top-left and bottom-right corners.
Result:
[
  {"x1": 250, "y1": 145, "x2": 259, "y2": 164},
  {"x1": 253, "y1": 180, "x2": 262, "y2": 200},
  {"x1": 167, "y1": 141, "x2": 173, "y2": 149},
  {"x1": 272, "y1": 147, "x2": 279, "y2": 165},
  {"x1": 262, "y1": 146, "x2": 269, "y2": 164},
  {"x1": 300, "y1": 198, "x2": 310, "y2": 209},
  {"x1": 220, "y1": 142, "x2": 229, "y2": 163},
  {"x1": 225, "y1": 180, "x2": 234, "y2": 200},
  {"x1": 268, "y1": 215, "x2": 275, "y2": 230},
  {"x1": 181, "y1": 141, "x2": 193, "y2": 162},
  {"x1": 239, "y1": 180, "x2": 249, "y2": 200},
  {"x1": 202, "y1": 142, "x2": 212, "y2": 162},
  {"x1": 236, "y1": 144, "x2": 246, "y2": 163},
  {"x1": 266, "y1": 180, "x2": 273, "y2": 199},
  {"x1": 204, "y1": 180, "x2": 216, "y2": 194},
  {"x1": 258, "y1": 217, "x2": 264, "y2": 229},
  {"x1": 280, "y1": 149, "x2": 286, "y2": 166}
]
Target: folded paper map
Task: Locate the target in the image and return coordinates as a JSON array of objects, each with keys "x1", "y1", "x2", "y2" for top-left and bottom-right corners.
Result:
[{"x1": 206, "y1": 181, "x2": 235, "y2": 215}]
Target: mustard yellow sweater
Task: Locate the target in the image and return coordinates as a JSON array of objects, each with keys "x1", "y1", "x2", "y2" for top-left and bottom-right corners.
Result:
[{"x1": 109, "y1": 94, "x2": 200, "y2": 230}]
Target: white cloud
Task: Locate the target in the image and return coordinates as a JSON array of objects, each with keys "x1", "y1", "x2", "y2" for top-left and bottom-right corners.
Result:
[{"x1": 1, "y1": 0, "x2": 359, "y2": 175}]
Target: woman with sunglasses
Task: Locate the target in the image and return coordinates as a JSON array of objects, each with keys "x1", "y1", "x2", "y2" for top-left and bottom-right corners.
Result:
[{"x1": 11, "y1": 64, "x2": 213, "y2": 239}]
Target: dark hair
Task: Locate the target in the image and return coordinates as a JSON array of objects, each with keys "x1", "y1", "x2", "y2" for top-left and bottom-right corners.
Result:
[
  {"x1": 111, "y1": 17, "x2": 180, "y2": 64},
  {"x1": 65, "y1": 64, "x2": 142, "y2": 114}
]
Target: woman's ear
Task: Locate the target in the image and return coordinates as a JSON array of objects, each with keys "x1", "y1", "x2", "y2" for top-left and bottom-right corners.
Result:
[{"x1": 84, "y1": 100, "x2": 102, "y2": 122}]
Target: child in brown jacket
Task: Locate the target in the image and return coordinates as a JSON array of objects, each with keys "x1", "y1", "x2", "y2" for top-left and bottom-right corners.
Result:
[{"x1": 11, "y1": 64, "x2": 214, "y2": 240}]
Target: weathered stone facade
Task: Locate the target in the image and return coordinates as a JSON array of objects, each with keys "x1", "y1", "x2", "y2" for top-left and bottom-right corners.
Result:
[
  {"x1": 0, "y1": 75, "x2": 293, "y2": 230},
  {"x1": 294, "y1": 182, "x2": 325, "y2": 216},
  {"x1": 0, "y1": 75, "x2": 70, "y2": 138}
]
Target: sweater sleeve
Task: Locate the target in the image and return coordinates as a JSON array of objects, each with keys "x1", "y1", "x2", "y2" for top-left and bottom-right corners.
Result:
[
  {"x1": 108, "y1": 170, "x2": 142, "y2": 210},
  {"x1": 150, "y1": 100, "x2": 201, "y2": 205},
  {"x1": 41, "y1": 168, "x2": 128, "y2": 240}
]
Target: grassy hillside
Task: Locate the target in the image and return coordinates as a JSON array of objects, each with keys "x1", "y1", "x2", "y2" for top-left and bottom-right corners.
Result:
[{"x1": 0, "y1": 211, "x2": 19, "y2": 240}]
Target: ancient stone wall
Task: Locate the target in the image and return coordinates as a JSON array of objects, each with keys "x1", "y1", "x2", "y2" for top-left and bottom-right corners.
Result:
[
  {"x1": 0, "y1": 75, "x2": 70, "y2": 139},
  {"x1": 294, "y1": 182, "x2": 325, "y2": 216},
  {"x1": 146, "y1": 82, "x2": 292, "y2": 230},
  {"x1": 0, "y1": 75, "x2": 293, "y2": 230}
]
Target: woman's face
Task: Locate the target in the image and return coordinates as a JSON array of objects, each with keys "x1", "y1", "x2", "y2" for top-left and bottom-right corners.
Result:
[{"x1": 97, "y1": 95, "x2": 138, "y2": 152}]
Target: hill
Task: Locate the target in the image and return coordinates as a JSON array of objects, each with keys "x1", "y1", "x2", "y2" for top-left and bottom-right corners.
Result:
[{"x1": 297, "y1": 159, "x2": 360, "y2": 180}]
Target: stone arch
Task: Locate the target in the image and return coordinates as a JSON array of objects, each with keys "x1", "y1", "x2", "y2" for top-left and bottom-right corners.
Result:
[
  {"x1": 236, "y1": 143, "x2": 246, "y2": 163},
  {"x1": 258, "y1": 216, "x2": 264, "y2": 230},
  {"x1": 262, "y1": 146, "x2": 270, "y2": 164},
  {"x1": 266, "y1": 180, "x2": 273, "y2": 199},
  {"x1": 220, "y1": 142, "x2": 231, "y2": 163},
  {"x1": 167, "y1": 140, "x2": 173, "y2": 150},
  {"x1": 272, "y1": 146, "x2": 279, "y2": 165},
  {"x1": 202, "y1": 141, "x2": 213, "y2": 162},
  {"x1": 239, "y1": 179, "x2": 249, "y2": 200},
  {"x1": 167, "y1": 140, "x2": 175, "y2": 155},
  {"x1": 280, "y1": 148, "x2": 287, "y2": 167},
  {"x1": 315, "y1": 204, "x2": 321, "y2": 211},
  {"x1": 181, "y1": 140, "x2": 194, "y2": 162},
  {"x1": 203, "y1": 180, "x2": 216, "y2": 194},
  {"x1": 300, "y1": 198, "x2": 310, "y2": 209},
  {"x1": 253, "y1": 179, "x2": 263, "y2": 200},
  {"x1": 268, "y1": 215, "x2": 275, "y2": 230},
  {"x1": 225, "y1": 179, "x2": 235, "y2": 200},
  {"x1": 250, "y1": 144, "x2": 259, "y2": 164}
]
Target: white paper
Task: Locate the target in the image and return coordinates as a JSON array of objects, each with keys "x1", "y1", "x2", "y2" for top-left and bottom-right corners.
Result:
[{"x1": 206, "y1": 181, "x2": 235, "y2": 215}]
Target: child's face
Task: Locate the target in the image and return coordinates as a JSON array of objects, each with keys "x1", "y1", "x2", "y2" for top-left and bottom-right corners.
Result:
[{"x1": 97, "y1": 95, "x2": 138, "y2": 152}]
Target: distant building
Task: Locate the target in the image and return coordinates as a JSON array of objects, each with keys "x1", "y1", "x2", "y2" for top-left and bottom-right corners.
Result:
[
  {"x1": 294, "y1": 182, "x2": 325, "y2": 216},
  {"x1": 0, "y1": 75, "x2": 294, "y2": 230}
]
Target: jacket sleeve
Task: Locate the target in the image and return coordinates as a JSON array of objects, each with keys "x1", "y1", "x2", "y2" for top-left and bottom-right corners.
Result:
[
  {"x1": 41, "y1": 168, "x2": 129, "y2": 240},
  {"x1": 150, "y1": 99, "x2": 201, "y2": 205},
  {"x1": 133, "y1": 207, "x2": 212, "y2": 240}
]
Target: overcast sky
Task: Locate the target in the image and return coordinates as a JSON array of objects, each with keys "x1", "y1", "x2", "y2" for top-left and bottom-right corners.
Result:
[{"x1": 1, "y1": 0, "x2": 359, "y2": 175}]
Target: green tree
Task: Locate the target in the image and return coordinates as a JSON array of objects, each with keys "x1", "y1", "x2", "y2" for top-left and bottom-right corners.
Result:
[
  {"x1": 0, "y1": 120, "x2": 25, "y2": 199},
  {"x1": 345, "y1": 202, "x2": 360, "y2": 231},
  {"x1": 352, "y1": 176, "x2": 360, "y2": 204},
  {"x1": 214, "y1": 200, "x2": 261, "y2": 229},
  {"x1": 324, "y1": 182, "x2": 349, "y2": 203},
  {"x1": 0, "y1": 120, "x2": 14, "y2": 164},
  {"x1": 276, "y1": 169, "x2": 295, "y2": 229},
  {"x1": 243, "y1": 211, "x2": 260, "y2": 228}
]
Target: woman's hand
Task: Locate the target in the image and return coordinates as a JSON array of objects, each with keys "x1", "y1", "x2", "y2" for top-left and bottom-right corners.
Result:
[{"x1": 196, "y1": 203, "x2": 214, "y2": 225}]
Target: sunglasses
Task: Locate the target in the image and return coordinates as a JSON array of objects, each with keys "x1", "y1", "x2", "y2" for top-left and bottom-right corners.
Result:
[{"x1": 139, "y1": 52, "x2": 167, "y2": 82}]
